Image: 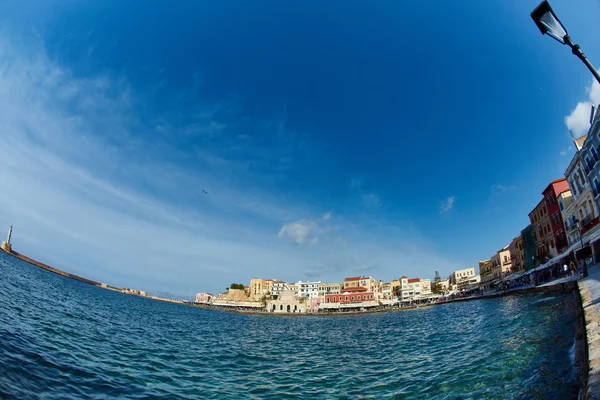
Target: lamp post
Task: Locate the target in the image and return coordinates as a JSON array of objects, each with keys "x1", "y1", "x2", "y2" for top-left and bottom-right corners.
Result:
[
  {"x1": 531, "y1": 1, "x2": 600, "y2": 85},
  {"x1": 574, "y1": 218, "x2": 589, "y2": 278}
]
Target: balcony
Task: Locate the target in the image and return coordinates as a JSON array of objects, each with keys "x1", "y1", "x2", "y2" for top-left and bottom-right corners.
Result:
[{"x1": 582, "y1": 216, "x2": 600, "y2": 235}]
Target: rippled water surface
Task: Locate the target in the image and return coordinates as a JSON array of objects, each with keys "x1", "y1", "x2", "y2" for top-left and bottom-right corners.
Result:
[{"x1": 0, "y1": 252, "x2": 579, "y2": 399}]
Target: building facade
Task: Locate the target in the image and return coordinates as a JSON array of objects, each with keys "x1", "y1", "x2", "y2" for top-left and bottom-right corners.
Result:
[
  {"x1": 521, "y1": 225, "x2": 537, "y2": 270},
  {"x1": 478, "y1": 259, "x2": 493, "y2": 290},
  {"x1": 195, "y1": 292, "x2": 214, "y2": 303},
  {"x1": 270, "y1": 281, "x2": 288, "y2": 296},
  {"x1": 490, "y1": 247, "x2": 512, "y2": 281},
  {"x1": 542, "y1": 178, "x2": 570, "y2": 254},
  {"x1": 266, "y1": 290, "x2": 307, "y2": 313},
  {"x1": 420, "y1": 279, "x2": 431, "y2": 295},
  {"x1": 449, "y1": 268, "x2": 476, "y2": 290},
  {"x1": 318, "y1": 282, "x2": 342, "y2": 297},
  {"x1": 324, "y1": 287, "x2": 375, "y2": 304},
  {"x1": 529, "y1": 198, "x2": 554, "y2": 263},
  {"x1": 508, "y1": 235, "x2": 525, "y2": 273},
  {"x1": 297, "y1": 281, "x2": 321, "y2": 299},
  {"x1": 343, "y1": 276, "x2": 377, "y2": 292}
]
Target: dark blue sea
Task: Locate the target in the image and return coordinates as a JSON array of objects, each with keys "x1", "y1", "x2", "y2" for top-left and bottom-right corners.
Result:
[{"x1": 0, "y1": 251, "x2": 579, "y2": 399}]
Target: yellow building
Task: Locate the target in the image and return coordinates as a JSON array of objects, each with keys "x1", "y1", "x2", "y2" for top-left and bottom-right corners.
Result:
[
  {"x1": 491, "y1": 246, "x2": 512, "y2": 281},
  {"x1": 318, "y1": 282, "x2": 342, "y2": 297},
  {"x1": 343, "y1": 276, "x2": 377, "y2": 291},
  {"x1": 479, "y1": 259, "x2": 493, "y2": 290},
  {"x1": 249, "y1": 278, "x2": 274, "y2": 299}
]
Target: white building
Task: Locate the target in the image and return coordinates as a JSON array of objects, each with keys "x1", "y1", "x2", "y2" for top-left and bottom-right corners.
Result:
[
  {"x1": 297, "y1": 281, "x2": 321, "y2": 299},
  {"x1": 399, "y1": 277, "x2": 422, "y2": 300},
  {"x1": 270, "y1": 281, "x2": 288, "y2": 296}
]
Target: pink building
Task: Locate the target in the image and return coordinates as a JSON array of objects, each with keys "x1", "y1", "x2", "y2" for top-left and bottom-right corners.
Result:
[{"x1": 195, "y1": 292, "x2": 214, "y2": 303}]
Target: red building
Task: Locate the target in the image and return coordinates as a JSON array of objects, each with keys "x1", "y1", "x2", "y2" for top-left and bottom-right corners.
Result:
[
  {"x1": 542, "y1": 178, "x2": 570, "y2": 254},
  {"x1": 324, "y1": 287, "x2": 375, "y2": 303}
]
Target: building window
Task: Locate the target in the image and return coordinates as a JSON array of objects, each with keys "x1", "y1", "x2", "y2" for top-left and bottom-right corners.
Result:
[
  {"x1": 345, "y1": 296, "x2": 348, "y2": 301},
  {"x1": 560, "y1": 201, "x2": 564, "y2": 211}
]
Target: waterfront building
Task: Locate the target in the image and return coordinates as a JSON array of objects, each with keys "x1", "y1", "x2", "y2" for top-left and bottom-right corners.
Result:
[
  {"x1": 457, "y1": 274, "x2": 480, "y2": 291},
  {"x1": 343, "y1": 276, "x2": 377, "y2": 292},
  {"x1": 420, "y1": 279, "x2": 431, "y2": 295},
  {"x1": 318, "y1": 282, "x2": 342, "y2": 297},
  {"x1": 324, "y1": 287, "x2": 375, "y2": 304},
  {"x1": 399, "y1": 277, "x2": 422, "y2": 300},
  {"x1": 449, "y1": 268, "x2": 476, "y2": 290},
  {"x1": 508, "y1": 235, "x2": 525, "y2": 273},
  {"x1": 390, "y1": 279, "x2": 400, "y2": 296},
  {"x1": 478, "y1": 260, "x2": 493, "y2": 291},
  {"x1": 270, "y1": 281, "x2": 288, "y2": 296},
  {"x1": 521, "y1": 225, "x2": 537, "y2": 270},
  {"x1": 266, "y1": 290, "x2": 307, "y2": 313},
  {"x1": 195, "y1": 292, "x2": 214, "y2": 303},
  {"x1": 564, "y1": 132, "x2": 600, "y2": 262},
  {"x1": 542, "y1": 178, "x2": 570, "y2": 254},
  {"x1": 490, "y1": 247, "x2": 512, "y2": 281},
  {"x1": 580, "y1": 108, "x2": 600, "y2": 212},
  {"x1": 297, "y1": 280, "x2": 321, "y2": 299},
  {"x1": 380, "y1": 282, "x2": 392, "y2": 299},
  {"x1": 310, "y1": 297, "x2": 322, "y2": 312},
  {"x1": 249, "y1": 278, "x2": 268, "y2": 299},
  {"x1": 529, "y1": 198, "x2": 554, "y2": 263},
  {"x1": 287, "y1": 282, "x2": 298, "y2": 296}
]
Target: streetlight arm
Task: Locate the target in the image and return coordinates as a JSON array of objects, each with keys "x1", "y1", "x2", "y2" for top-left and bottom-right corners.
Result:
[{"x1": 564, "y1": 35, "x2": 600, "y2": 85}]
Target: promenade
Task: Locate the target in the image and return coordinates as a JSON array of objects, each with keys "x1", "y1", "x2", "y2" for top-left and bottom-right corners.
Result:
[{"x1": 578, "y1": 264, "x2": 600, "y2": 399}]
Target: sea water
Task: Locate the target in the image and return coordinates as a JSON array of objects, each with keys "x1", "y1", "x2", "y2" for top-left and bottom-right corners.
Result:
[{"x1": 0, "y1": 252, "x2": 578, "y2": 399}]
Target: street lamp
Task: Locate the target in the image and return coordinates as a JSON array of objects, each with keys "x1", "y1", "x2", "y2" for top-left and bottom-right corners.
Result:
[
  {"x1": 531, "y1": 1, "x2": 600, "y2": 85},
  {"x1": 574, "y1": 218, "x2": 589, "y2": 278}
]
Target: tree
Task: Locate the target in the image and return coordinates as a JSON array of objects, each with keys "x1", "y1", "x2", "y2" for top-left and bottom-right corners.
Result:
[
  {"x1": 229, "y1": 283, "x2": 245, "y2": 290},
  {"x1": 432, "y1": 271, "x2": 443, "y2": 294}
]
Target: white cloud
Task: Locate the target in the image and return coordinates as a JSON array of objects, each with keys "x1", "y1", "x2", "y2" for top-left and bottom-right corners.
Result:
[
  {"x1": 323, "y1": 211, "x2": 332, "y2": 221},
  {"x1": 440, "y1": 196, "x2": 455, "y2": 214},
  {"x1": 277, "y1": 220, "x2": 316, "y2": 245},
  {"x1": 565, "y1": 71, "x2": 600, "y2": 137},
  {"x1": 565, "y1": 101, "x2": 594, "y2": 137}
]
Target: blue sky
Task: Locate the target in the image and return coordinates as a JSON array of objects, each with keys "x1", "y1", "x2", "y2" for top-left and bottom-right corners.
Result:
[{"x1": 1, "y1": 0, "x2": 599, "y2": 296}]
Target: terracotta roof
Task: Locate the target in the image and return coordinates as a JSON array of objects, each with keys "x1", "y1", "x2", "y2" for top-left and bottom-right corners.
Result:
[
  {"x1": 342, "y1": 287, "x2": 368, "y2": 292},
  {"x1": 401, "y1": 276, "x2": 407, "y2": 279},
  {"x1": 407, "y1": 278, "x2": 420, "y2": 283},
  {"x1": 344, "y1": 276, "x2": 365, "y2": 281}
]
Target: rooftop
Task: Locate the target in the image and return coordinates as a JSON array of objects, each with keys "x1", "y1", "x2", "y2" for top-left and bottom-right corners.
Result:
[{"x1": 407, "y1": 278, "x2": 420, "y2": 283}]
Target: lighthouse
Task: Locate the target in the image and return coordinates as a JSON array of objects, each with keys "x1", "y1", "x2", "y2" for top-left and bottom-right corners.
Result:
[{"x1": 1, "y1": 225, "x2": 12, "y2": 253}]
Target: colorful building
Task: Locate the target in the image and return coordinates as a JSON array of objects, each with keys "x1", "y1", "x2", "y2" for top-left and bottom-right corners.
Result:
[
  {"x1": 478, "y1": 259, "x2": 493, "y2": 290},
  {"x1": 490, "y1": 247, "x2": 512, "y2": 281},
  {"x1": 318, "y1": 282, "x2": 342, "y2": 297},
  {"x1": 343, "y1": 276, "x2": 377, "y2": 292},
  {"x1": 324, "y1": 287, "x2": 375, "y2": 304},
  {"x1": 529, "y1": 198, "x2": 554, "y2": 262},
  {"x1": 542, "y1": 178, "x2": 570, "y2": 254},
  {"x1": 508, "y1": 234, "x2": 525, "y2": 273}
]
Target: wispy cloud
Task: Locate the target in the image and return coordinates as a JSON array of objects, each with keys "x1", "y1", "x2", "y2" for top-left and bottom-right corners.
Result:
[
  {"x1": 491, "y1": 184, "x2": 516, "y2": 195},
  {"x1": 440, "y1": 196, "x2": 456, "y2": 214},
  {"x1": 565, "y1": 70, "x2": 600, "y2": 137}
]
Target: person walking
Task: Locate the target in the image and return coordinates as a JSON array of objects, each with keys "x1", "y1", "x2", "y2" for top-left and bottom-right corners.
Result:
[
  {"x1": 563, "y1": 263, "x2": 569, "y2": 277},
  {"x1": 569, "y1": 260, "x2": 576, "y2": 276}
]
